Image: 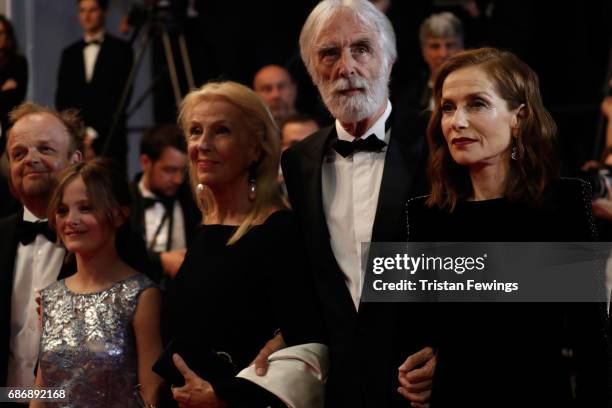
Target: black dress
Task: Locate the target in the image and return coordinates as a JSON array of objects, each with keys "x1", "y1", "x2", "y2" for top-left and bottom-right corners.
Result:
[
  {"x1": 164, "y1": 210, "x2": 324, "y2": 406},
  {"x1": 406, "y1": 178, "x2": 610, "y2": 407}
]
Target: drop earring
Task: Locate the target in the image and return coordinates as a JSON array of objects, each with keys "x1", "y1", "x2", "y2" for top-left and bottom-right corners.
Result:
[{"x1": 248, "y1": 162, "x2": 257, "y2": 201}]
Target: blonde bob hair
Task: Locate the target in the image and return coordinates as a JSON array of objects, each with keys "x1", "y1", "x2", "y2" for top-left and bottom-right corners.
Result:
[{"x1": 178, "y1": 81, "x2": 285, "y2": 245}]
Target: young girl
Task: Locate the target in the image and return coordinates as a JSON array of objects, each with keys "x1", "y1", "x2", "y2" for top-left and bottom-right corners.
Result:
[{"x1": 32, "y1": 158, "x2": 163, "y2": 408}]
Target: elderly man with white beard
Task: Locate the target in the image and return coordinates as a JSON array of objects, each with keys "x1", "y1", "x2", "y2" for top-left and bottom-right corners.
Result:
[{"x1": 275, "y1": 0, "x2": 433, "y2": 407}]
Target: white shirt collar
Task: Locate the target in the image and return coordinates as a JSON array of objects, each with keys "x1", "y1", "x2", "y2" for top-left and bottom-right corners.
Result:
[
  {"x1": 84, "y1": 30, "x2": 105, "y2": 44},
  {"x1": 335, "y1": 99, "x2": 392, "y2": 143},
  {"x1": 23, "y1": 206, "x2": 46, "y2": 223},
  {"x1": 138, "y1": 177, "x2": 157, "y2": 200}
]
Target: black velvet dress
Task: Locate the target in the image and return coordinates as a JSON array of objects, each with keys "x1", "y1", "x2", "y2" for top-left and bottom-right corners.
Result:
[
  {"x1": 163, "y1": 210, "x2": 324, "y2": 407},
  {"x1": 406, "y1": 178, "x2": 611, "y2": 407}
]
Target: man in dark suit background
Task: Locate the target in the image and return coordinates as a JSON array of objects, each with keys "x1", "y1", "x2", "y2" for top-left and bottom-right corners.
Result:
[
  {"x1": 128, "y1": 124, "x2": 199, "y2": 281},
  {"x1": 55, "y1": 0, "x2": 133, "y2": 171},
  {"x1": 278, "y1": 1, "x2": 434, "y2": 407},
  {"x1": 0, "y1": 103, "x2": 84, "y2": 405}
]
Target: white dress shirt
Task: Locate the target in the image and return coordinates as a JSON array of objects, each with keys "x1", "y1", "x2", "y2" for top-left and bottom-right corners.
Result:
[
  {"x1": 7, "y1": 208, "x2": 66, "y2": 390},
  {"x1": 83, "y1": 31, "x2": 104, "y2": 83},
  {"x1": 322, "y1": 100, "x2": 392, "y2": 310},
  {"x1": 139, "y1": 180, "x2": 186, "y2": 252}
]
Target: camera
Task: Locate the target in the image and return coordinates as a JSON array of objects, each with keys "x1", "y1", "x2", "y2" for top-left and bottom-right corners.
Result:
[{"x1": 127, "y1": 0, "x2": 181, "y2": 32}]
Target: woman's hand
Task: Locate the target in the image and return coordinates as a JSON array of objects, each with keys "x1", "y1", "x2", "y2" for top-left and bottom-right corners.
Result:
[{"x1": 171, "y1": 353, "x2": 227, "y2": 408}]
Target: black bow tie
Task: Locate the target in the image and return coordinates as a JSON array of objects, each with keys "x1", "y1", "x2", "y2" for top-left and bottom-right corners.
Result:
[
  {"x1": 85, "y1": 39, "x2": 101, "y2": 46},
  {"x1": 16, "y1": 219, "x2": 56, "y2": 245},
  {"x1": 333, "y1": 134, "x2": 387, "y2": 158}
]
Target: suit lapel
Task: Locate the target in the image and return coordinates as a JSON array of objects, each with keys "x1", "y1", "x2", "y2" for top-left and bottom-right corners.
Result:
[
  {"x1": 0, "y1": 211, "x2": 20, "y2": 309},
  {"x1": 302, "y1": 127, "x2": 358, "y2": 318},
  {"x1": 371, "y1": 116, "x2": 422, "y2": 242},
  {"x1": 89, "y1": 35, "x2": 108, "y2": 85},
  {"x1": 0, "y1": 211, "x2": 21, "y2": 386},
  {"x1": 75, "y1": 40, "x2": 88, "y2": 86}
]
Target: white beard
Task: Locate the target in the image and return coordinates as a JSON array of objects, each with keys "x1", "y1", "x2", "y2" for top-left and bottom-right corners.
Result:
[{"x1": 316, "y1": 67, "x2": 389, "y2": 123}]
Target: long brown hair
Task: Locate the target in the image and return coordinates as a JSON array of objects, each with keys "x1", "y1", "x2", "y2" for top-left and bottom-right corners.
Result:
[{"x1": 427, "y1": 47, "x2": 559, "y2": 211}]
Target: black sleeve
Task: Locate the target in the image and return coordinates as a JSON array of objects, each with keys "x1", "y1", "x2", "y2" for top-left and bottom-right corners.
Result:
[
  {"x1": 262, "y1": 212, "x2": 326, "y2": 346},
  {"x1": 214, "y1": 213, "x2": 327, "y2": 408},
  {"x1": 559, "y1": 178, "x2": 611, "y2": 405}
]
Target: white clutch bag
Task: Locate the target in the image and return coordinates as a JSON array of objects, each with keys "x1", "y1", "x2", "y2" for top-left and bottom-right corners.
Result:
[{"x1": 236, "y1": 342, "x2": 329, "y2": 408}]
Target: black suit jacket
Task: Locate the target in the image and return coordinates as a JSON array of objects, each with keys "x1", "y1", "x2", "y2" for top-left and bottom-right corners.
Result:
[
  {"x1": 0, "y1": 210, "x2": 74, "y2": 387},
  {"x1": 55, "y1": 33, "x2": 133, "y2": 166},
  {"x1": 281, "y1": 110, "x2": 430, "y2": 408},
  {"x1": 128, "y1": 178, "x2": 200, "y2": 282}
]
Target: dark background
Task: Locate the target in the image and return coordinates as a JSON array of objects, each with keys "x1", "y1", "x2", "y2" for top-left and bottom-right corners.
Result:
[{"x1": 151, "y1": 0, "x2": 611, "y2": 175}]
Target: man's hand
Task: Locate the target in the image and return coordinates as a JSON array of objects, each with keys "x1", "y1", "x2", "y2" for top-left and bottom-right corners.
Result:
[
  {"x1": 593, "y1": 197, "x2": 612, "y2": 221},
  {"x1": 160, "y1": 249, "x2": 187, "y2": 278},
  {"x1": 397, "y1": 346, "x2": 436, "y2": 408},
  {"x1": 1, "y1": 78, "x2": 17, "y2": 91},
  {"x1": 250, "y1": 332, "x2": 285, "y2": 376},
  {"x1": 581, "y1": 160, "x2": 601, "y2": 172},
  {"x1": 592, "y1": 181, "x2": 612, "y2": 221},
  {"x1": 171, "y1": 353, "x2": 226, "y2": 408}
]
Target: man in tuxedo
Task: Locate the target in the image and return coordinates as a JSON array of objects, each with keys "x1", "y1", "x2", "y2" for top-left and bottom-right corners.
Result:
[
  {"x1": 129, "y1": 124, "x2": 199, "y2": 281},
  {"x1": 399, "y1": 12, "x2": 464, "y2": 114},
  {"x1": 55, "y1": 0, "x2": 133, "y2": 171},
  {"x1": 279, "y1": 1, "x2": 433, "y2": 406},
  {"x1": 0, "y1": 103, "x2": 83, "y2": 404}
]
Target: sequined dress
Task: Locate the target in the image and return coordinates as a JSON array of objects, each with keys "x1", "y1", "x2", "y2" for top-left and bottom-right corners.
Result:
[{"x1": 38, "y1": 273, "x2": 155, "y2": 408}]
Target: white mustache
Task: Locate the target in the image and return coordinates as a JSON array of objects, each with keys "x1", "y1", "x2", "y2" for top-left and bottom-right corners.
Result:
[{"x1": 329, "y1": 76, "x2": 369, "y2": 94}]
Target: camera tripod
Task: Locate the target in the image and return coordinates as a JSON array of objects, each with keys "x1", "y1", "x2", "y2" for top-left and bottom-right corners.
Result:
[{"x1": 103, "y1": 6, "x2": 195, "y2": 156}]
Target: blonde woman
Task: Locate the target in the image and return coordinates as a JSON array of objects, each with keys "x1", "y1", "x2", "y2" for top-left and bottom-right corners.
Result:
[{"x1": 163, "y1": 81, "x2": 326, "y2": 408}]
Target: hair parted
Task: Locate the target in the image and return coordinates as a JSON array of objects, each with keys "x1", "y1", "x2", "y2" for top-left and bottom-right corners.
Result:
[
  {"x1": 178, "y1": 80, "x2": 285, "y2": 245},
  {"x1": 427, "y1": 47, "x2": 559, "y2": 211}
]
